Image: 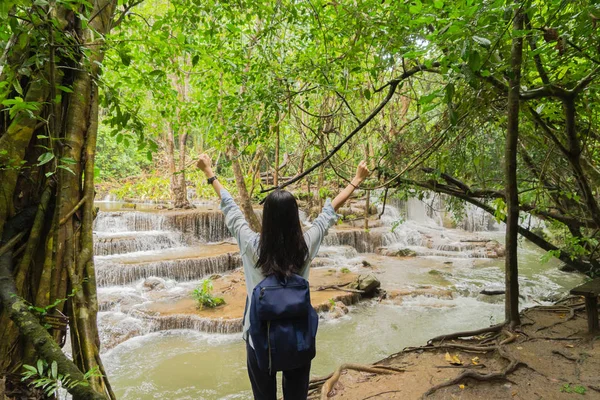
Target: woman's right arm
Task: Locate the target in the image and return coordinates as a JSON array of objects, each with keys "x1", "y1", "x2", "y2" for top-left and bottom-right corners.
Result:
[
  {"x1": 331, "y1": 160, "x2": 370, "y2": 211},
  {"x1": 300, "y1": 160, "x2": 370, "y2": 277}
]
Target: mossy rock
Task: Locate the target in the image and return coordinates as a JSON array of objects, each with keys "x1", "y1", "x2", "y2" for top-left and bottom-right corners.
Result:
[{"x1": 395, "y1": 248, "x2": 417, "y2": 257}]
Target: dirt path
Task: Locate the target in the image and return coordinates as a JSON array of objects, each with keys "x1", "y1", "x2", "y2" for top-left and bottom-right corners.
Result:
[{"x1": 310, "y1": 300, "x2": 600, "y2": 399}]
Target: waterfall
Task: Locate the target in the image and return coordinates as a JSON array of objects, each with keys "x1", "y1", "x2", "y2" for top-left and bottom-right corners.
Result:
[
  {"x1": 323, "y1": 230, "x2": 382, "y2": 253},
  {"x1": 94, "y1": 209, "x2": 230, "y2": 242},
  {"x1": 94, "y1": 231, "x2": 185, "y2": 256},
  {"x1": 454, "y1": 203, "x2": 500, "y2": 232},
  {"x1": 147, "y1": 315, "x2": 243, "y2": 334},
  {"x1": 95, "y1": 252, "x2": 241, "y2": 286}
]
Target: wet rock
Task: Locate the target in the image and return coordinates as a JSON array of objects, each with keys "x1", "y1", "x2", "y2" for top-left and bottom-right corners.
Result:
[
  {"x1": 377, "y1": 247, "x2": 417, "y2": 257},
  {"x1": 387, "y1": 287, "x2": 454, "y2": 300},
  {"x1": 480, "y1": 286, "x2": 505, "y2": 296},
  {"x1": 143, "y1": 277, "x2": 167, "y2": 291},
  {"x1": 485, "y1": 240, "x2": 506, "y2": 258},
  {"x1": 349, "y1": 274, "x2": 381, "y2": 296},
  {"x1": 559, "y1": 263, "x2": 577, "y2": 273},
  {"x1": 329, "y1": 301, "x2": 349, "y2": 319}
]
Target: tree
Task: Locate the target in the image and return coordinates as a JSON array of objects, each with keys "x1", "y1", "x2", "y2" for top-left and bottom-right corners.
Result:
[
  {"x1": 504, "y1": 2, "x2": 524, "y2": 326},
  {"x1": 0, "y1": 1, "x2": 137, "y2": 398}
]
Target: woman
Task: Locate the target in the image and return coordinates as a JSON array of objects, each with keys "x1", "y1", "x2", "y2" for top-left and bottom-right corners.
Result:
[{"x1": 197, "y1": 154, "x2": 369, "y2": 400}]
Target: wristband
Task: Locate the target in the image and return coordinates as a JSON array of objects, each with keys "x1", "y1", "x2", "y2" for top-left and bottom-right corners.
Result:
[{"x1": 207, "y1": 176, "x2": 218, "y2": 185}]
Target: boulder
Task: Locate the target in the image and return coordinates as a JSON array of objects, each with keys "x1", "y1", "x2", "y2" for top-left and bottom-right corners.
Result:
[
  {"x1": 143, "y1": 277, "x2": 166, "y2": 291},
  {"x1": 485, "y1": 240, "x2": 506, "y2": 257},
  {"x1": 349, "y1": 274, "x2": 381, "y2": 296},
  {"x1": 376, "y1": 247, "x2": 417, "y2": 257},
  {"x1": 329, "y1": 301, "x2": 349, "y2": 319}
]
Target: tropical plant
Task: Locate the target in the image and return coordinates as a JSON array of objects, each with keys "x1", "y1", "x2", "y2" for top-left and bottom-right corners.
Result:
[
  {"x1": 192, "y1": 279, "x2": 225, "y2": 310},
  {"x1": 21, "y1": 359, "x2": 101, "y2": 399}
]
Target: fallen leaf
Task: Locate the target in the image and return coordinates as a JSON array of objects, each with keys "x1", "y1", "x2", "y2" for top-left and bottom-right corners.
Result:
[
  {"x1": 512, "y1": 390, "x2": 518, "y2": 396},
  {"x1": 517, "y1": 346, "x2": 523, "y2": 350},
  {"x1": 459, "y1": 384, "x2": 465, "y2": 390},
  {"x1": 559, "y1": 314, "x2": 566, "y2": 319},
  {"x1": 566, "y1": 345, "x2": 575, "y2": 348},
  {"x1": 471, "y1": 357, "x2": 480, "y2": 365},
  {"x1": 445, "y1": 352, "x2": 462, "y2": 365}
]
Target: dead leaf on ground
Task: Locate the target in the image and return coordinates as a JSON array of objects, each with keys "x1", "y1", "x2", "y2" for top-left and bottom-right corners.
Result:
[
  {"x1": 471, "y1": 357, "x2": 480, "y2": 365},
  {"x1": 445, "y1": 352, "x2": 462, "y2": 365}
]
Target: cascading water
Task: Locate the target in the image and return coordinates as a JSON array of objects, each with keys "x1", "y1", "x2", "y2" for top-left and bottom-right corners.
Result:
[{"x1": 97, "y1": 195, "x2": 585, "y2": 400}]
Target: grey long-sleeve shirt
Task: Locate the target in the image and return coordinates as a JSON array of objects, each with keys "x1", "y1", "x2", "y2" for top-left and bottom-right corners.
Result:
[{"x1": 219, "y1": 189, "x2": 339, "y2": 341}]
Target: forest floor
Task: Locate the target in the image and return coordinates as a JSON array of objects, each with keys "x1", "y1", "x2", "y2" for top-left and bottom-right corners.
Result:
[{"x1": 310, "y1": 300, "x2": 600, "y2": 399}]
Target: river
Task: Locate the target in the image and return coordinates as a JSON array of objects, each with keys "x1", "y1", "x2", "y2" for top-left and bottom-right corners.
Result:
[{"x1": 93, "y1": 196, "x2": 584, "y2": 399}]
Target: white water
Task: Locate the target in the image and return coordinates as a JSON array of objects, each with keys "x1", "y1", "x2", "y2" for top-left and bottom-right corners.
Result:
[{"x1": 95, "y1": 195, "x2": 585, "y2": 399}]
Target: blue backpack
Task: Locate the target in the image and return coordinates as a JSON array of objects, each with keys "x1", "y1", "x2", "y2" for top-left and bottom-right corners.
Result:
[{"x1": 248, "y1": 273, "x2": 318, "y2": 374}]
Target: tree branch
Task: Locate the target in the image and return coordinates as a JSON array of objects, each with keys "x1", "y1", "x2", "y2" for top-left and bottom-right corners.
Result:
[{"x1": 261, "y1": 63, "x2": 441, "y2": 194}]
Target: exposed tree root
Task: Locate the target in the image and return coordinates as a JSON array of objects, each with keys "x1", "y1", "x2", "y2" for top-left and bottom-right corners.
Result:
[
  {"x1": 535, "y1": 307, "x2": 576, "y2": 332},
  {"x1": 314, "y1": 284, "x2": 365, "y2": 294},
  {"x1": 427, "y1": 323, "x2": 505, "y2": 344},
  {"x1": 551, "y1": 349, "x2": 579, "y2": 362},
  {"x1": 362, "y1": 390, "x2": 402, "y2": 399},
  {"x1": 320, "y1": 364, "x2": 404, "y2": 400},
  {"x1": 422, "y1": 347, "x2": 523, "y2": 398},
  {"x1": 404, "y1": 343, "x2": 499, "y2": 354}
]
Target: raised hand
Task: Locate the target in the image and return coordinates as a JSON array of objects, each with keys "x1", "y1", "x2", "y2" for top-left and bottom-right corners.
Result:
[
  {"x1": 354, "y1": 160, "x2": 370, "y2": 184},
  {"x1": 197, "y1": 154, "x2": 213, "y2": 176}
]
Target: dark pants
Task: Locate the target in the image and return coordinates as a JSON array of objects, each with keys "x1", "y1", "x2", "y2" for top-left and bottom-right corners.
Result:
[{"x1": 246, "y1": 341, "x2": 311, "y2": 400}]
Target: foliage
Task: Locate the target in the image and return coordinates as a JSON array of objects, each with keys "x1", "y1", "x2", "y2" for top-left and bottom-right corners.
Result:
[
  {"x1": 95, "y1": 126, "x2": 153, "y2": 180},
  {"x1": 560, "y1": 383, "x2": 587, "y2": 395},
  {"x1": 21, "y1": 360, "x2": 101, "y2": 398},
  {"x1": 328, "y1": 298, "x2": 336, "y2": 311},
  {"x1": 192, "y1": 279, "x2": 225, "y2": 310},
  {"x1": 341, "y1": 267, "x2": 350, "y2": 274},
  {"x1": 94, "y1": 0, "x2": 600, "y2": 275}
]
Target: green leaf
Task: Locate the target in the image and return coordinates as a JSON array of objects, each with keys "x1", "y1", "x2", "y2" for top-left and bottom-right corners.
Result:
[
  {"x1": 50, "y1": 361, "x2": 58, "y2": 380},
  {"x1": 192, "y1": 54, "x2": 200, "y2": 66},
  {"x1": 468, "y1": 50, "x2": 482, "y2": 71},
  {"x1": 119, "y1": 50, "x2": 132, "y2": 66},
  {"x1": 23, "y1": 364, "x2": 38, "y2": 374},
  {"x1": 60, "y1": 157, "x2": 77, "y2": 165},
  {"x1": 13, "y1": 79, "x2": 23, "y2": 95},
  {"x1": 363, "y1": 88, "x2": 371, "y2": 100},
  {"x1": 408, "y1": 0, "x2": 422, "y2": 14},
  {"x1": 37, "y1": 152, "x2": 55, "y2": 166},
  {"x1": 57, "y1": 85, "x2": 74, "y2": 93},
  {"x1": 37, "y1": 359, "x2": 44, "y2": 376},
  {"x1": 57, "y1": 165, "x2": 75, "y2": 175},
  {"x1": 473, "y1": 36, "x2": 491, "y2": 48}
]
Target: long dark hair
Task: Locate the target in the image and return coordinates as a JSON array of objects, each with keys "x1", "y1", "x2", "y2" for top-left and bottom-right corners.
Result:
[{"x1": 256, "y1": 189, "x2": 308, "y2": 278}]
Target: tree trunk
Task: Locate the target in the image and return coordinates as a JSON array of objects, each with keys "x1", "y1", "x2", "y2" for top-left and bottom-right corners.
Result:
[
  {"x1": 0, "y1": 2, "x2": 119, "y2": 398},
  {"x1": 167, "y1": 123, "x2": 190, "y2": 208},
  {"x1": 229, "y1": 146, "x2": 262, "y2": 232},
  {"x1": 274, "y1": 111, "x2": 280, "y2": 187},
  {"x1": 504, "y1": 3, "x2": 524, "y2": 326}
]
